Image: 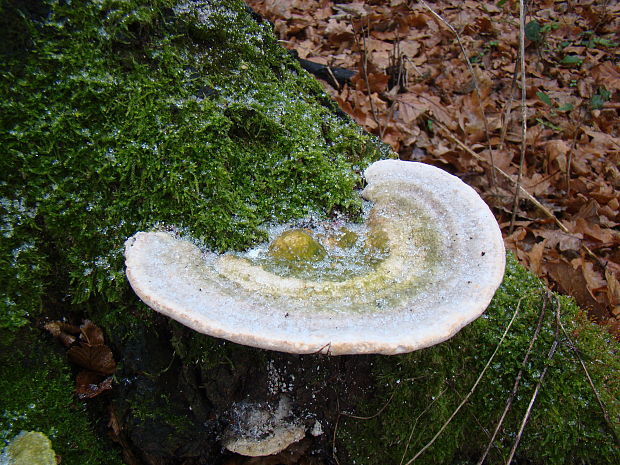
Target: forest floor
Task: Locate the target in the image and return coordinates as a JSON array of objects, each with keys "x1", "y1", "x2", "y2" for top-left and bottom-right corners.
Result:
[{"x1": 246, "y1": 0, "x2": 620, "y2": 338}]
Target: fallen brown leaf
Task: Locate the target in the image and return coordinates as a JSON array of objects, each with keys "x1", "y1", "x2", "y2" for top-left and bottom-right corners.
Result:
[
  {"x1": 80, "y1": 320, "x2": 105, "y2": 346},
  {"x1": 546, "y1": 259, "x2": 608, "y2": 321},
  {"x1": 44, "y1": 322, "x2": 77, "y2": 347},
  {"x1": 591, "y1": 62, "x2": 620, "y2": 90},
  {"x1": 68, "y1": 343, "x2": 116, "y2": 375},
  {"x1": 75, "y1": 371, "x2": 113, "y2": 399},
  {"x1": 528, "y1": 239, "x2": 546, "y2": 276}
]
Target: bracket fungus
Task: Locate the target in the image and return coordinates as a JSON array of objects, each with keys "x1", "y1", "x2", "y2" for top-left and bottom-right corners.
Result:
[
  {"x1": 222, "y1": 397, "x2": 306, "y2": 457},
  {"x1": 125, "y1": 160, "x2": 505, "y2": 355}
]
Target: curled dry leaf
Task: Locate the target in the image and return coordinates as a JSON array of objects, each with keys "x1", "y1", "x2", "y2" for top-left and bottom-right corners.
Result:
[
  {"x1": 44, "y1": 322, "x2": 77, "y2": 347},
  {"x1": 528, "y1": 239, "x2": 546, "y2": 276},
  {"x1": 546, "y1": 259, "x2": 608, "y2": 322},
  {"x1": 591, "y1": 62, "x2": 620, "y2": 90},
  {"x1": 75, "y1": 371, "x2": 113, "y2": 399},
  {"x1": 605, "y1": 270, "x2": 620, "y2": 317},
  {"x1": 80, "y1": 319, "x2": 105, "y2": 346},
  {"x1": 45, "y1": 318, "x2": 116, "y2": 397},
  {"x1": 68, "y1": 343, "x2": 116, "y2": 375}
]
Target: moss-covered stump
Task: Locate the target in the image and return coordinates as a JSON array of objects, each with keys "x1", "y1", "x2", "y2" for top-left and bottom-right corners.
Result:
[{"x1": 1, "y1": 1, "x2": 618, "y2": 465}]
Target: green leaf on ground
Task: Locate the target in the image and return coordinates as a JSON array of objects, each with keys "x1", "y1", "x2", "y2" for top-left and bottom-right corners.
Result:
[
  {"x1": 536, "y1": 91, "x2": 553, "y2": 106},
  {"x1": 525, "y1": 20, "x2": 542, "y2": 42}
]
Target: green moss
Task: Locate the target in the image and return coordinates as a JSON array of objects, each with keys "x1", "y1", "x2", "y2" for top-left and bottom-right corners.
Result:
[
  {"x1": 170, "y1": 320, "x2": 257, "y2": 373},
  {"x1": 0, "y1": 328, "x2": 122, "y2": 465},
  {"x1": 0, "y1": 0, "x2": 386, "y2": 330},
  {"x1": 339, "y1": 254, "x2": 619, "y2": 465}
]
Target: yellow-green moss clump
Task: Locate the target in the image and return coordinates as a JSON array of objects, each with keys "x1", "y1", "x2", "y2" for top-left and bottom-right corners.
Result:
[
  {"x1": 1, "y1": 431, "x2": 56, "y2": 465},
  {"x1": 268, "y1": 229, "x2": 326, "y2": 261},
  {"x1": 334, "y1": 227, "x2": 359, "y2": 248}
]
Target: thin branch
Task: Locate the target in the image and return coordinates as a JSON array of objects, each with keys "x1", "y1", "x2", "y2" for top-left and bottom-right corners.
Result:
[
  {"x1": 478, "y1": 294, "x2": 548, "y2": 465},
  {"x1": 509, "y1": 0, "x2": 528, "y2": 233},
  {"x1": 399, "y1": 388, "x2": 448, "y2": 465},
  {"x1": 341, "y1": 388, "x2": 398, "y2": 420},
  {"x1": 354, "y1": 20, "x2": 383, "y2": 137},
  {"x1": 404, "y1": 298, "x2": 523, "y2": 464},
  {"x1": 417, "y1": 0, "x2": 498, "y2": 189},
  {"x1": 558, "y1": 317, "x2": 620, "y2": 448},
  {"x1": 564, "y1": 106, "x2": 590, "y2": 196},
  {"x1": 429, "y1": 117, "x2": 603, "y2": 265},
  {"x1": 326, "y1": 64, "x2": 341, "y2": 91},
  {"x1": 498, "y1": 59, "x2": 520, "y2": 152},
  {"x1": 505, "y1": 298, "x2": 562, "y2": 464},
  {"x1": 332, "y1": 396, "x2": 341, "y2": 465}
]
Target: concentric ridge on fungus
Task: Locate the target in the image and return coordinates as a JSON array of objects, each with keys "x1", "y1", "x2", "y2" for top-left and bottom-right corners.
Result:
[{"x1": 124, "y1": 160, "x2": 505, "y2": 355}]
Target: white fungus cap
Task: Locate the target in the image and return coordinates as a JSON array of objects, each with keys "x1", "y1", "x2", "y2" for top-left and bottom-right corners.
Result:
[{"x1": 125, "y1": 160, "x2": 505, "y2": 355}]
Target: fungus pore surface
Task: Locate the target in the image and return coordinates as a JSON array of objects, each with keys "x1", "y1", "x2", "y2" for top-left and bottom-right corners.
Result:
[{"x1": 124, "y1": 160, "x2": 505, "y2": 355}]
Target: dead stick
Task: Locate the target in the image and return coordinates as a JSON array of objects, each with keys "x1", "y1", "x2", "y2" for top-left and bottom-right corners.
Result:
[
  {"x1": 399, "y1": 388, "x2": 448, "y2": 465},
  {"x1": 332, "y1": 396, "x2": 342, "y2": 465},
  {"x1": 505, "y1": 299, "x2": 561, "y2": 464},
  {"x1": 341, "y1": 388, "x2": 398, "y2": 420},
  {"x1": 509, "y1": 0, "x2": 528, "y2": 234},
  {"x1": 404, "y1": 297, "x2": 523, "y2": 464},
  {"x1": 477, "y1": 294, "x2": 547, "y2": 465},
  {"x1": 418, "y1": 0, "x2": 498, "y2": 189},
  {"x1": 498, "y1": 59, "x2": 520, "y2": 152},
  {"x1": 558, "y1": 318, "x2": 620, "y2": 448},
  {"x1": 355, "y1": 21, "x2": 383, "y2": 137}
]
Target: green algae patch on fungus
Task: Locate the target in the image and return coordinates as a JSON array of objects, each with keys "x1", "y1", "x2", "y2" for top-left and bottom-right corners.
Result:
[
  {"x1": 0, "y1": 328, "x2": 122, "y2": 465},
  {"x1": 0, "y1": 0, "x2": 387, "y2": 331},
  {"x1": 268, "y1": 229, "x2": 327, "y2": 262},
  {"x1": 338, "y1": 254, "x2": 620, "y2": 465}
]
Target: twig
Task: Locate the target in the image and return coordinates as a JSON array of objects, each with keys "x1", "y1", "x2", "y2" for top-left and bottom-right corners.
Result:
[
  {"x1": 505, "y1": 298, "x2": 562, "y2": 464},
  {"x1": 565, "y1": 128, "x2": 577, "y2": 196},
  {"x1": 326, "y1": 64, "x2": 341, "y2": 91},
  {"x1": 477, "y1": 293, "x2": 548, "y2": 465},
  {"x1": 498, "y1": 59, "x2": 520, "y2": 153},
  {"x1": 354, "y1": 20, "x2": 383, "y2": 137},
  {"x1": 341, "y1": 388, "x2": 397, "y2": 420},
  {"x1": 564, "y1": 107, "x2": 589, "y2": 196},
  {"x1": 448, "y1": 383, "x2": 500, "y2": 449},
  {"x1": 403, "y1": 298, "x2": 523, "y2": 464},
  {"x1": 558, "y1": 316, "x2": 620, "y2": 448},
  {"x1": 417, "y1": 0, "x2": 498, "y2": 189},
  {"x1": 430, "y1": 117, "x2": 603, "y2": 265},
  {"x1": 332, "y1": 396, "x2": 341, "y2": 465},
  {"x1": 399, "y1": 388, "x2": 448, "y2": 465},
  {"x1": 509, "y1": 0, "x2": 528, "y2": 234}
]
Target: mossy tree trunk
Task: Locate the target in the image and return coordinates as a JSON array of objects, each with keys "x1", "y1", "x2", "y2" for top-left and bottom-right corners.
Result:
[{"x1": 1, "y1": 1, "x2": 618, "y2": 465}]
